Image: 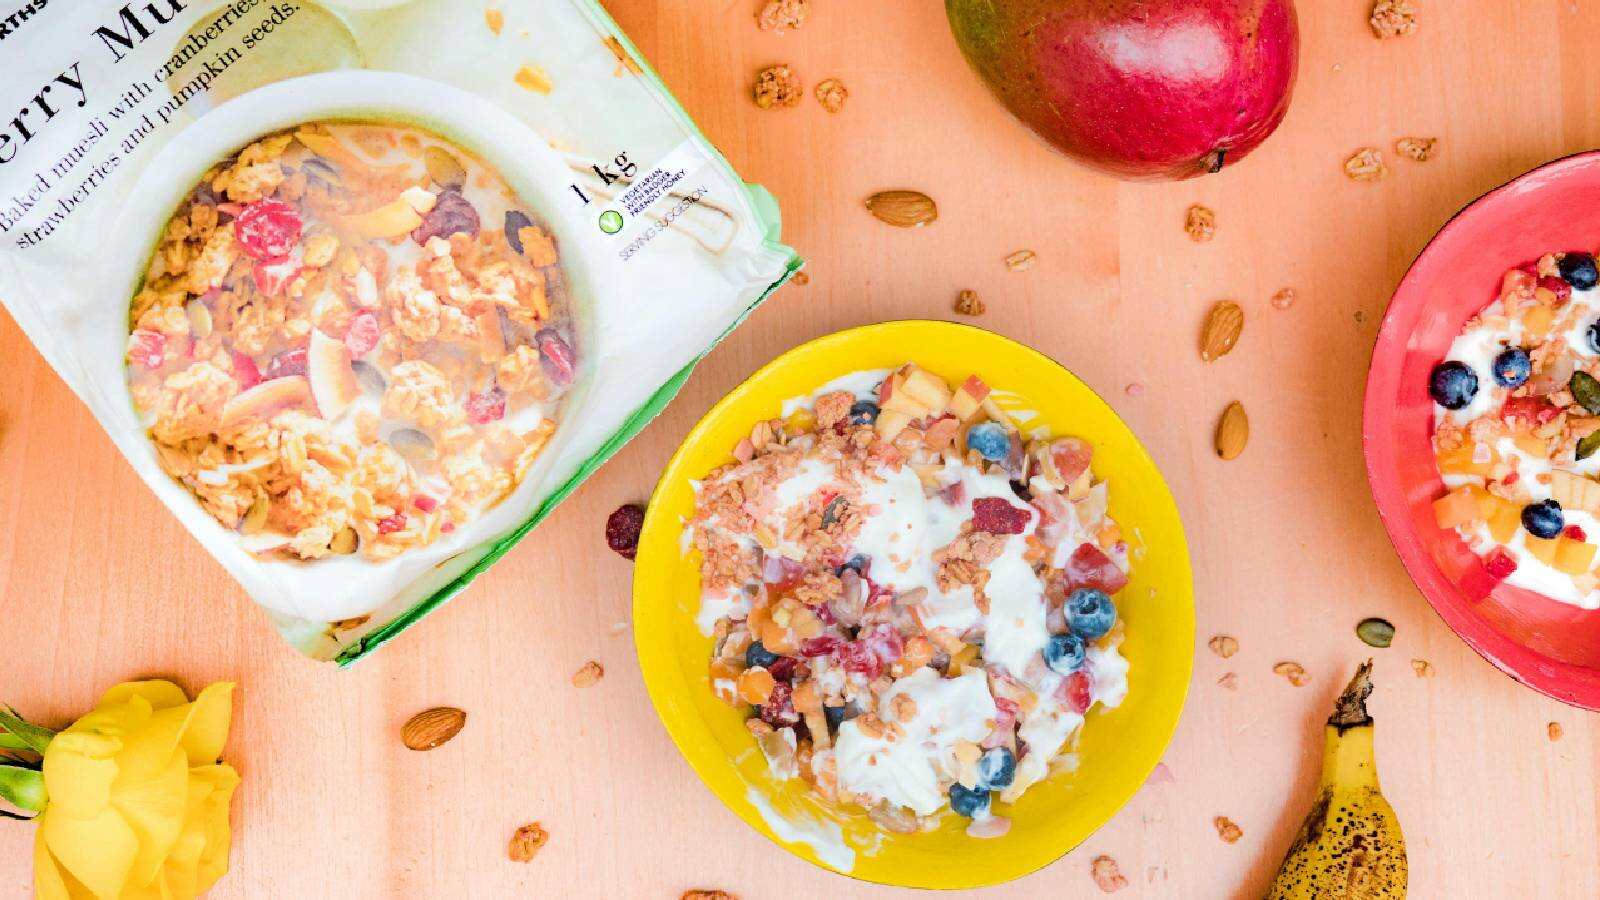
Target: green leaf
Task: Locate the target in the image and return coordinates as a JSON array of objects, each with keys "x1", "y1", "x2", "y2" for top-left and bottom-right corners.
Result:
[
  {"x1": 0, "y1": 706, "x2": 53, "y2": 755},
  {"x1": 0, "y1": 764, "x2": 45, "y2": 813},
  {"x1": 0, "y1": 734, "x2": 28, "y2": 751}
]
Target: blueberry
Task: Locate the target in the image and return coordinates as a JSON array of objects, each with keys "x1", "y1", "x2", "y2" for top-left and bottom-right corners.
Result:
[
  {"x1": 824, "y1": 704, "x2": 846, "y2": 732},
  {"x1": 745, "y1": 640, "x2": 780, "y2": 669},
  {"x1": 1589, "y1": 319, "x2": 1600, "y2": 354},
  {"x1": 966, "y1": 422, "x2": 1010, "y2": 461},
  {"x1": 835, "y1": 554, "x2": 868, "y2": 577},
  {"x1": 1428, "y1": 361, "x2": 1479, "y2": 410},
  {"x1": 976, "y1": 747, "x2": 1016, "y2": 790},
  {"x1": 1066, "y1": 588, "x2": 1117, "y2": 640},
  {"x1": 1522, "y1": 499, "x2": 1564, "y2": 539},
  {"x1": 1560, "y1": 252, "x2": 1599, "y2": 291},
  {"x1": 1043, "y1": 632, "x2": 1086, "y2": 675},
  {"x1": 1009, "y1": 479, "x2": 1033, "y2": 502},
  {"x1": 1492, "y1": 347, "x2": 1531, "y2": 388},
  {"x1": 948, "y1": 782, "x2": 991, "y2": 818},
  {"x1": 848, "y1": 400, "x2": 879, "y2": 425}
]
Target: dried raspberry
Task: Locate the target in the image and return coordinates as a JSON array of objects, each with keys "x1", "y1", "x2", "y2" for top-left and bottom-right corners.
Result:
[
  {"x1": 605, "y1": 503, "x2": 646, "y2": 560},
  {"x1": 377, "y1": 514, "x2": 407, "y2": 534},
  {"x1": 1538, "y1": 275, "x2": 1573, "y2": 303},
  {"x1": 265, "y1": 348, "x2": 307, "y2": 380},
  {"x1": 758, "y1": 680, "x2": 800, "y2": 728},
  {"x1": 1566, "y1": 525, "x2": 1587, "y2": 541},
  {"x1": 344, "y1": 311, "x2": 381, "y2": 357},
  {"x1": 252, "y1": 257, "x2": 301, "y2": 296},
  {"x1": 971, "y1": 496, "x2": 1031, "y2": 534},
  {"x1": 465, "y1": 386, "x2": 507, "y2": 424},
  {"x1": 411, "y1": 189, "x2": 480, "y2": 245},
  {"x1": 1063, "y1": 543, "x2": 1129, "y2": 594},
  {"x1": 1503, "y1": 472, "x2": 1521, "y2": 487},
  {"x1": 231, "y1": 352, "x2": 262, "y2": 390},
  {"x1": 441, "y1": 521, "x2": 456, "y2": 534},
  {"x1": 799, "y1": 635, "x2": 843, "y2": 658},
  {"x1": 767, "y1": 656, "x2": 809, "y2": 682},
  {"x1": 839, "y1": 638, "x2": 883, "y2": 679},
  {"x1": 862, "y1": 623, "x2": 904, "y2": 665},
  {"x1": 1484, "y1": 548, "x2": 1518, "y2": 580},
  {"x1": 1062, "y1": 670, "x2": 1093, "y2": 714},
  {"x1": 234, "y1": 199, "x2": 302, "y2": 260},
  {"x1": 537, "y1": 329, "x2": 576, "y2": 386},
  {"x1": 413, "y1": 495, "x2": 439, "y2": 513},
  {"x1": 127, "y1": 330, "x2": 167, "y2": 369}
]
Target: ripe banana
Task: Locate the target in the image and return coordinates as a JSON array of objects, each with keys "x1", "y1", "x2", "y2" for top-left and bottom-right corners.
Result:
[{"x1": 1266, "y1": 661, "x2": 1407, "y2": 899}]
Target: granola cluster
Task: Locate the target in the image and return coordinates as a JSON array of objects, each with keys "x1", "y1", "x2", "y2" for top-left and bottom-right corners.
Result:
[
  {"x1": 126, "y1": 123, "x2": 576, "y2": 562},
  {"x1": 688, "y1": 364, "x2": 1132, "y2": 835}
]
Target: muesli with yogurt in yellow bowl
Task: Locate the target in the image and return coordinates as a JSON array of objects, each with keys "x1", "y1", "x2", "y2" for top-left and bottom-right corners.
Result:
[
  {"x1": 124, "y1": 122, "x2": 577, "y2": 563},
  {"x1": 687, "y1": 363, "x2": 1131, "y2": 837}
]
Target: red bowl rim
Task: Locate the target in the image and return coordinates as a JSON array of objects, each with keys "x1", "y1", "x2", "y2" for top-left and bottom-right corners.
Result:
[{"x1": 1363, "y1": 150, "x2": 1600, "y2": 710}]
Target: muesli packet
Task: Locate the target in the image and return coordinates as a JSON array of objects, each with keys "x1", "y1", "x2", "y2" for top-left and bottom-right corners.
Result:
[{"x1": 0, "y1": 0, "x2": 797, "y2": 662}]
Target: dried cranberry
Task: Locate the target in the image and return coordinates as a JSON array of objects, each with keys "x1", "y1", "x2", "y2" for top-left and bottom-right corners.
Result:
[
  {"x1": 441, "y1": 521, "x2": 456, "y2": 533},
  {"x1": 413, "y1": 495, "x2": 439, "y2": 513},
  {"x1": 252, "y1": 258, "x2": 301, "y2": 296},
  {"x1": 344, "y1": 311, "x2": 381, "y2": 357},
  {"x1": 768, "y1": 656, "x2": 809, "y2": 682},
  {"x1": 1483, "y1": 548, "x2": 1518, "y2": 580},
  {"x1": 127, "y1": 330, "x2": 167, "y2": 369},
  {"x1": 465, "y1": 385, "x2": 507, "y2": 424},
  {"x1": 1566, "y1": 525, "x2": 1588, "y2": 542},
  {"x1": 1504, "y1": 471, "x2": 1521, "y2": 487},
  {"x1": 605, "y1": 503, "x2": 646, "y2": 560},
  {"x1": 861, "y1": 624, "x2": 904, "y2": 665},
  {"x1": 840, "y1": 639, "x2": 883, "y2": 679},
  {"x1": 377, "y1": 514, "x2": 407, "y2": 534},
  {"x1": 1061, "y1": 671, "x2": 1093, "y2": 714},
  {"x1": 233, "y1": 199, "x2": 302, "y2": 260},
  {"x1": 264, "y1": 348, "x2": 307, "y2": 380},
  {"x1": 411, "y1": 189, "x2": 480, "y2": 245},
  {"x1": 1539, "y1": 275, "x2": 1573, "y2": 304},
  {"x1": 1063, "y1": 543, "x2": 1129, "y2": 594},
  {"x1": 971, "y1": 496, "x2": 1031, "y2": 535},
  {"x1": 800, "y1": 635, "x2": 844, "y2": 658},
  {"x1": 537, "y1": 329, "x2": 576, "y2": 386},
  {"x1": 758, "y1": 680, "x2": 800, "y2": 728},
  {"x1": 231, "y1": 352, "x2": 262, "y2": 390}
]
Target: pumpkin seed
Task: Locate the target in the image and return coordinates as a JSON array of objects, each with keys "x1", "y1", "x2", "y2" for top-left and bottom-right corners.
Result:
[
  {"x1": 351, "y1": 359, "x2": 386, "y2": 396},
  {"x1": 1356, "y1": 617, "x2": 1395, "y2": 648},
  {"x1": 1571, "y1": 371, "x2": 1600, "y2": 415},
  {"x1": 1579, "y1": 430, "x2": 1600, "y2": 461},
  {"x1": 389, "y1": 428, "x2": 436, "y2": 461},
  {"x1": 423, "y1": 146, "x2": 466, "y2": 189}
]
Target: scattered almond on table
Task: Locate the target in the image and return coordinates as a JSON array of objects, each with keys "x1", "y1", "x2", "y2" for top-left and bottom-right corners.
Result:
[
  {"x1": 571, "y1": 660, "x2": 605, "y2": 688},
  {"x1": 1215, "y1": 401, "x2": 1249, "y2": 460},
  {"x1": 756, "y1": 0, "x2": 808, "y2": 32},
  {"x1": 1125, "y1": 382, "x2": 1146, "y2": 397},
  {"x1": 1369, "y1": 0, "x2": 1418, "y2": 39},
  {"x1": 682, "y1": 891, "x2": 738, "y2": 900},
  {"x1": 1548, "y1": 722, "x2": 1564, "y2": 741},
  {"x1": 1004, "y1": 248, "x2": 1037, "y2": 271},
  {"x1": 954, "y1": 289, "x2": 986, "y2": 317},
  {"x1": 1411, "y1": 658, "x2": 1435, "y2": 678},
  {"x1": 1395, "y1": 136, "x2": 1438, "y2": 161},
  {"x1": 1200, "y1": 300, "x2": 1244, "y2": 361},
  {"x1": 401, "y1": 706, "x2": 467, "y2": 751},
  {"x1": 1090, "y1": 855, "x2": 1129, "y2": 893},
  {"x1": 1214, "y1": 815, "x2": 1244, "y2": 844},
  {"x1": 753, "y1": 65, "x2": 803, "y2": 108},
  {"x1": 1184, "y1": 204, "x2": 1216, "y2": 242},
  {"x1": 1271, "y1": 287, "x2": 1296, "y2": 310},
  {"x1": 508, "y1": 822, "x2": 549, "y2": 863},
  {"x1": 1217, "y1": 671, "x2": 1240, "y2": 690},
  {"x1": 1344, "y1": 147, "x2": 1388, "y2": 181},
  {"x1": 1208, "y1": 634, "x2": 1239, "y2": 658},
  {"x1": 815, "y1": 78, "x2": 848, "y2": 113},
  {"x1": 865, "y1": 190, "x2": 937, "y2": 228},
  {"x1": 1273, "y1": 661, "x2": 1311, "y2": 686}
]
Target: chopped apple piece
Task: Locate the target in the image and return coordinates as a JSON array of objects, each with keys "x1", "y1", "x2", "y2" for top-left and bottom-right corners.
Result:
[
  {"x1": 1526, "y1": 536, "x2": 1561, "y2": 567},
  {"x1": 1433, "y1": 487, "x2": 1485, "y2": 529},
  {"x1": 341, "y1": 198, "x2": 423, "y2": 239},
  {"x1": 400, "y1": 186, "x2": 438, "y2": 215},
  {"x1": 922, "y1": 414, "x2": 959, "y2": 450},
  {"x1": 1550, "y1": 470, "x2": 1600, "y2": 514},
  {"x1": 307, "y1": 330, "x2": 360, "y2": 420},
  {"x1": 1436, "y1": 442, "x2": 1496, "y2": 477},
  {"x1": 949, "y1": 375, "x2": 990, "y2": 422},
  {"x1": 219, "y1": 376, "x2": 313, "y2": 431},
  {"x1": 898, "y1": 368, "x2": 953, "y2": 416},
  {"x1": 1555, "y1": 538, "x2": 1597, "y2": 575},
  {"x1": 875, "y1": 409, "x2": 914, "y2": 442}
]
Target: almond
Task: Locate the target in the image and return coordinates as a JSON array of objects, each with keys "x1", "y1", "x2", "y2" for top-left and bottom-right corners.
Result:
[
  {"x1": 1215, "y1": 401, "x2": 1248, "y2": 460},
  {"x1": 401, "y1": 706, "x2": 466, "y2": 750},
  {"x1": 1200, "y1": 300, "x2": 1244, "y2": 361},
  {"x1": 865, "y1": 190, "x2": 937, "y2": 228}
]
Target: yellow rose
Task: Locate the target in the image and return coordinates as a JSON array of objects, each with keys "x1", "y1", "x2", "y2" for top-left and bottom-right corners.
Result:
[{"x1": 30, "y1": 680, "x2": 239, "y2": 900}]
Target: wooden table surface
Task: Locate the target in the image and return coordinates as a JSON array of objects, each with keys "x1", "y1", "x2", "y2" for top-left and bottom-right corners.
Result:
[{"x1": 4, "y1": 1, "x2": 1600, "y2": 897}]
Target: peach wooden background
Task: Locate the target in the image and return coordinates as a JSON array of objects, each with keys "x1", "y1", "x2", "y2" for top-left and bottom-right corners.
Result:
[{"x1": 3, "y1": 1, "x2": 1599, "y2": 897}]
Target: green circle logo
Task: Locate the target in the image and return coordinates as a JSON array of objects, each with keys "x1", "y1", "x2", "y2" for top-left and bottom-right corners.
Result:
[{"x1": 598, "y1": 210, "x2": 624, "y2": 234}]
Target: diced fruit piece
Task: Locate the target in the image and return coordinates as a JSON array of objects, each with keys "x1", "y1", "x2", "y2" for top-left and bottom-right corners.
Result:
[
  {"x1": 1566, "y1": 524, "x2": 1588, "y2": 541},
  {"x1": 1061, "y1": 670, "x2": 1093, "y2": 714},
  {"x1": 1501, "y1": 396, "x2": 1559, "y2": 425},
  {"x1": 1501, "y1": 268, "x2": 1537, "y2": 302},
  {"x1": 948, "y1": 375, "x2": 991, "y2": 422},
  {"x1": 972, "y1": 496, "x2": 1031, "y2": 534},
  {"x1": 1436, "y1": 441, "x2": 1496, "y2": 476},
  {"x1": 1560, "y1": 251, "x2": 1599, "y2": 290},
  {"x1": 231, "y1": 352, "x2": 263, "y2": 390},
  {"x1": 1063, "y1": 543, "x2": 1129, "y2": 594},
  {"x1": 1487, "y1": 498, "x2": 1523, "y2": 544},
  {"x1": 307, "y1": 329, "x2": 360, "y2": 420},
  {"x1": 1554, "y1": 538, "x2": 1597, "y2": 575},
  {"x1": 252, "y1": 257, "x2": 301, "y2": 296},
  {"x1": 400, "y1": 186, "x2": 438, "y2": 215},
  {"x1": 344, "y1": 311, "x2": 381, "y2": 357},
  {"x1": 1433, "y1": 487, "x2": 1485, "y2": 529},
  {"x1": 1523, "y1": 304, "x2": 1556, "y2": 340},
  {"x1": 1535, "y1": 276, "x2": 1572, "y2": 306},
  {"x1": 376, "y1": 513, "x2": 407, "y2": 534},
  {"x1": 233, "y1": 199, "x2": 302, "y2": 260},
  {"x1": 874, "y1": 408, "x2": 913, "y2": 441},
  {"x1": 1522, "y1": 499, "x2": 1565, "y2": 539},
  {"x1": 737, "y1": 667, "x2": 776, "y2": 705},
  {"x1": 1429, "y1": 361, "x2": 1478, "y2": 410},
  {"x1": 1483, "y1": 547, "x2": 1518, "y2": 580},
  {"x1": 342, "y1": 198, "x2": 424, "y2": 240},
  {"x1": 922, "y1": 414, "x2": 960, "y2": 449},
  {"x1": 536, "y1": 329, "x2": 576, "y2": 386},
  {"x1": 464, "y1": 386, "x2": 507, "y2": 424},
  {"x1": 1492, "y1": 347, "x2": 1532, "y2": 388},
  {"x1": 966, "y1": 422, "x2": 1010, "y2": 461},
  {"x1": 1512, "y1": 433, "x2": 1548, "y2": 460},
  {"x1": 1049, "y1": 437, "x2": 1093, "y2": 484},
  {"x1": 126, "y1": 330, "x2": 168, "y2": 369},
  {"x1": 784, "y1": 408, "x2": 817, "y2": 435},
  {"x1": 219, "y1": 376, "x2": 313, "y2": 430},
  {"x1": 899, "y1": 367, "x2": 954, "y2": 416},
  {"x1": 1550, "y1": 471, "x2": 1600, "y2": 514},
  {"x1": 1526, "y1": 536, "x2": 1561, "y2": 567}
]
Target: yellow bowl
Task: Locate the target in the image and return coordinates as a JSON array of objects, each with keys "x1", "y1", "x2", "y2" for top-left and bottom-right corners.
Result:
[{"x1": 633, "y1": 321, "x2": 1194, "y2": 889}]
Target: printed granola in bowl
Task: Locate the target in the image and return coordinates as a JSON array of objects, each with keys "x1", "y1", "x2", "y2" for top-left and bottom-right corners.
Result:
[
  {"x1": 1429, "y1": 251, "x2": 1600, "y2": 607},
  {"x1": 688, "y1": 362, "x2": 1131, "y2": 837},
  {"x1": 124, "y1": 121, "x2": 577, "y2": 563}
]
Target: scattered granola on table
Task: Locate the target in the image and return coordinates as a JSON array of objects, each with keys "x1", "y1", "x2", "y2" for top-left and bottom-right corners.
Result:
[
  {"x1": 1090, "y1": 855, "x2": 1130, "y2": 892},
  {"x1": 1183, "y1": 204, "x2": 1216, "y2": 242},
  {"x1": 1214, "y1": 815, "x2": 1243, "y2": 843},
  {"x1": 1548, "y1": 721, "x2": 1564, "y2": 741},
  {"x1": 1273, "y1": 661, "x2": 1310, "y2": 686},
  {"x1": 1369, "y1": 0, "x2": 1418, "y2": 39},
  {"x1": 124, "y1": 123, "x2": 576, "y2": 563},
  {"x1": 954, "y1": 289, "x2": 986, "y2": 317},
  {"x1": 688, "y1": 363, "x2": 1135, "y2": 837},
  {"x1": 1344, "y1": 147, "x2": 1388, "y2": 181},
  {"x1": 1003, "y1": 249, "x2": 1037, "y2": 272},
  {"x1": 753, "y1": 65, "x2": 804, "y2": 109},
  {"x1": 681, "y1": 891, "x2": 737, "y2": 900},
  {"x1": 756, "y1": 0, "x2": 808, "y2": 32},
  {"x1": 815, "y1": 78, "x2": 848, "y2": 113},
  {"x1": 1271, "y1": 287, "x2": 1296, "y2": 310},
  {"x1": 1395, "y1": 136, "x2": 1438, "y2": 161},
  {"x1": 571, "y1": 660, "x2": 605, "y2": 687},
  {"x1": 508, "y1": 822, "x2": 549, "y2": 862},
  {"x1": 1411, "y1": 658, "x2": 1434, "y2": 678},
  {"x1": 1217, "y1": 671, "x2": 1239, "y2": 690},
  {"x1": 791, "y1": 270, "x2": 810, "y2": 286}
]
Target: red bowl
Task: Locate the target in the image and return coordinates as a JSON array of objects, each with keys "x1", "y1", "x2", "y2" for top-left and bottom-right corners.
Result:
[{"x1": 1365, "y1": 151, "x2": 1600, "y2": 709}]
